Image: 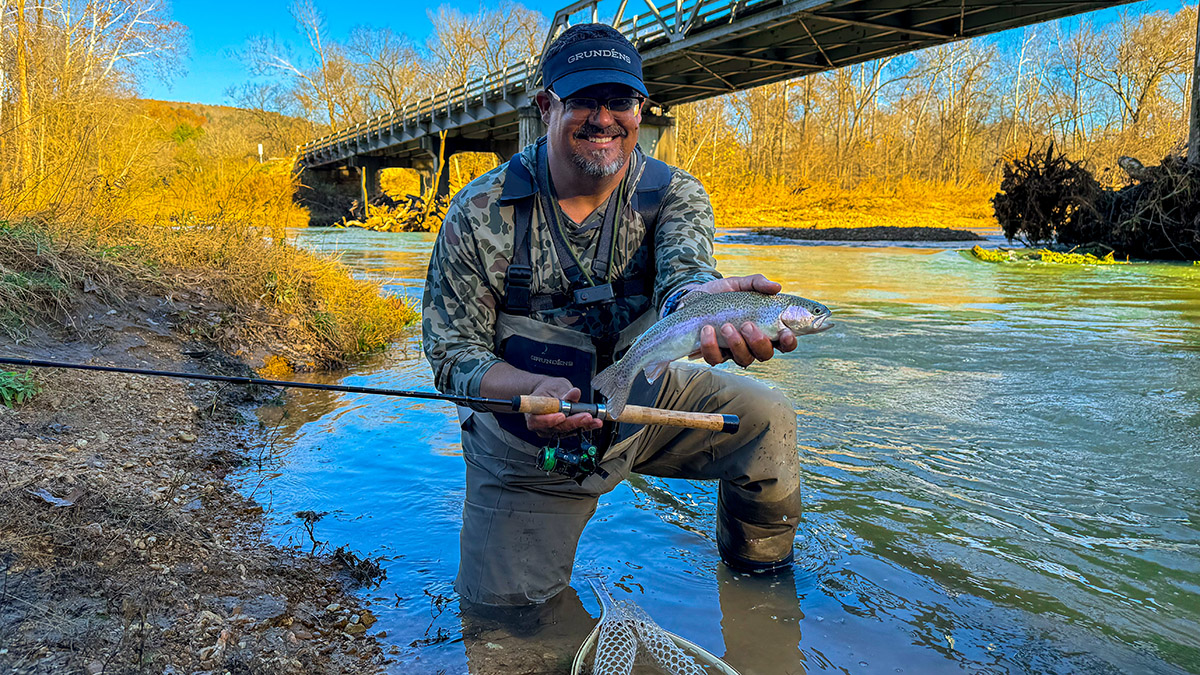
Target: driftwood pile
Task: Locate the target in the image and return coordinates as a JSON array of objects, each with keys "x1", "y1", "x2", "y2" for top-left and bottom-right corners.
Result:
[
  {"x1": 993, "y1": 145, "x2": 1200, "y2": 260},
  {"x1": 340, "y1": 193, "x2": 449, "y2": 233}
]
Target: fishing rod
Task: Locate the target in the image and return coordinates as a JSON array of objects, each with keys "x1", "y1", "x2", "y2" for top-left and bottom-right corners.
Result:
[{"x1": 0, "y1": 357, "x2": 738, "y2": 433}]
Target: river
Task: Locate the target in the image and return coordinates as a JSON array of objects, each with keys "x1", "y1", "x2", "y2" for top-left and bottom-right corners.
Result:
[{"x1": 236, "y1": 228, "x2": 1200, "y2": 675}]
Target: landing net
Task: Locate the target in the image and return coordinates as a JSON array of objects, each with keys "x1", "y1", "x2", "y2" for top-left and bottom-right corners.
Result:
[{"x1": 575, "y1": 578, "x2": 739, "y2": 675}]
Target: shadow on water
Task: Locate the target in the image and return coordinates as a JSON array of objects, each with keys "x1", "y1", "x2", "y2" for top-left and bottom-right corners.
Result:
[{"x1": 229, "y1": 228, "x2": 1200, "y2": 674}]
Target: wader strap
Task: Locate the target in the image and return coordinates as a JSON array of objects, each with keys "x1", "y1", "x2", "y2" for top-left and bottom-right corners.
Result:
[
  {"x1": 503, "y1": 196, "x2": 535, "y2": 314},
  {"x1": 632, "y1": 156, "x2": 672, "y2": 226}
]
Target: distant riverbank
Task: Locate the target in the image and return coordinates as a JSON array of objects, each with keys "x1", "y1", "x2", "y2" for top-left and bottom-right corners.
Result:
[{"x1": 754, "y1": 225, "x2": 984, "y2": 241}]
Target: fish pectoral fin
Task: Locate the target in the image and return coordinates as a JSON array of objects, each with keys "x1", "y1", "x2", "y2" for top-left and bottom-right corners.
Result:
[
  {"x1": 685, "y1": 349, "x2": 703, "y2": 360},
  {"x1": 643, "y1": 361, "x2": 671, "y2": 384}
]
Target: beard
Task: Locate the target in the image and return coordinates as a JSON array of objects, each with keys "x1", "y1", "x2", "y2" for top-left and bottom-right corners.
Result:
[{"x1": 571, "y1": 123, "x2": 630, "y2": 177}]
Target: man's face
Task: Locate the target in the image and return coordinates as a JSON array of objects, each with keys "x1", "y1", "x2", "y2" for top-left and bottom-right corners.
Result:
[{"x1": 538, "y1": 83, "x2": 642, "y2": 179}]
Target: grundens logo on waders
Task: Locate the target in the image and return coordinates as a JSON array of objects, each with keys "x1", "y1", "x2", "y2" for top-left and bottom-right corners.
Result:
[{"x1": 530, "y1": 355, "x2": 576, "y2": 368}]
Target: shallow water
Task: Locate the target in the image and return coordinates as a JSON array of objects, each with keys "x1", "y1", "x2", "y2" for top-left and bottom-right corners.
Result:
[{"x1": 237, "y1": 228, "x2": 1200, "y2": 675}]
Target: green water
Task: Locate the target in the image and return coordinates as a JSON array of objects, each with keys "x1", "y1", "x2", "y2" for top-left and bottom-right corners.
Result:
[{"x1": 243, "y1": 228, "x2": 1200, "y2": 674}]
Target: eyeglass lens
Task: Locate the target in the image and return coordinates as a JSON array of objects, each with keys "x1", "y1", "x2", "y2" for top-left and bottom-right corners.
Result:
[{"x1": 563, "y1": 97, "x2": 642, "y2": 113}]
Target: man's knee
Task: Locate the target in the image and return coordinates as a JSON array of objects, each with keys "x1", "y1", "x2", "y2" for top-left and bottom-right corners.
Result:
[{"x1": 730, "y1": 379, "x2": 795, "y2": 444}]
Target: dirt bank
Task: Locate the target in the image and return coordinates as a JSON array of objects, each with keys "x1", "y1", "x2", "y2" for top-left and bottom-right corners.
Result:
[{"x1": 0, "y1": 292, "x2": 389, "y2": 672}]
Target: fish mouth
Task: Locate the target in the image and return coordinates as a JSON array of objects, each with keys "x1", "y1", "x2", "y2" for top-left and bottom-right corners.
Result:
[{"x1": 812, "y1": 314, "x2": 834, "y2": 332}]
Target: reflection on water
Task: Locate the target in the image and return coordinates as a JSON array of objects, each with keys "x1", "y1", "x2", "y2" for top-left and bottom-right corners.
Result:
[{"x1": 231, "y1": 228, "x2": 1200, "y2": 674}]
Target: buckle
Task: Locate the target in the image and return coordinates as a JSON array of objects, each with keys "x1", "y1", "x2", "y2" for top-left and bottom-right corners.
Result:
[
  {"x1": 573, "y1": 283, "x2": 615, "y2": 305},
  {"x1": 504, "y1": 265, "x2": 533, "y2": 312}
]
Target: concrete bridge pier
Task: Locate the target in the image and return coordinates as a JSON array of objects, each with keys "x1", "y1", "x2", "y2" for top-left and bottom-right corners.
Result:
[
  {"x1": 349, "y1": 156, "x2": 391, "y2": 202},
  {"x1": 638, "y1": 112, "x2": 676, "y2": 164},
  {"x1": 517, "y1": 105, "x2": 546, "y2": 154}
]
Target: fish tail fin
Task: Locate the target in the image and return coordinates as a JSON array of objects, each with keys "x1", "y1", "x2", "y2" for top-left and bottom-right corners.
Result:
[{"x1": 591, "y1": 362, "x2": 630, "y2": 418}]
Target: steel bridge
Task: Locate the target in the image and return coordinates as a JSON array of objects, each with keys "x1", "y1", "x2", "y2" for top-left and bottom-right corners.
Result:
[{"x1": 296, "y1": 0, "x2": 1138, "y2": 197}]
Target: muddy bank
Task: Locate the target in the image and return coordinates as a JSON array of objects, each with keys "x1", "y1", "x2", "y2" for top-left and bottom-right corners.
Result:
[
  {"x1": 0, "y1": 296, "x2": 389, "y2": 672},
  {"x1": 753, "y1": 225, "x2": 985, "y2": 241}
]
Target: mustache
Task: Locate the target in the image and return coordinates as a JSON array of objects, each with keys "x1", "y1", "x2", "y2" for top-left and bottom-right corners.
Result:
[{"x1": 574, "y1": 124, "x2": 626, "y2": 138}]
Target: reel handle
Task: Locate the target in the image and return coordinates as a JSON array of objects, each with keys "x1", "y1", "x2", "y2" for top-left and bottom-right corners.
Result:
[{"x1": 511, "y1": 395, "x2": 739, "y2": 434}]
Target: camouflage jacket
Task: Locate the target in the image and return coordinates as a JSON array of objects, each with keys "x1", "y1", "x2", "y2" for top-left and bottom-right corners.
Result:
[{"x1": 422, "y1": 140, "x2": 720, "y2": 398}]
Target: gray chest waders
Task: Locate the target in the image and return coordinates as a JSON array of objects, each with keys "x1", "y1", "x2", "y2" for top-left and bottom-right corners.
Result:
[{"x1": 490, "y1": 140, "x2": 672, "y2": 458}]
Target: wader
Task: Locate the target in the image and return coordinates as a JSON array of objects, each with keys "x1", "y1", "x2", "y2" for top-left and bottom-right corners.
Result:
[{"x1": 455, "y1": 142, "x2": 801, "y2": 606}]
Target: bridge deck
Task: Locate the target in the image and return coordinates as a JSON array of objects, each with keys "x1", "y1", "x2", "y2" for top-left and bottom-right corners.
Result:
[{"x1": 298, "y1": 0, "x2": 1136, "y2": 170}]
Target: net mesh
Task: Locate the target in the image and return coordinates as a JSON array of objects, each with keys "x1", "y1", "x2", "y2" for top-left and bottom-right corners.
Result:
[{"x1": 588, "y1": 578, "x2": 710, "y2": 675}]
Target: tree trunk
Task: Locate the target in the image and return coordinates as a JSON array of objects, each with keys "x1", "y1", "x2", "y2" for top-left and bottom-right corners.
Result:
[
  {"x1": 16, "y1": 0, "x2": 34, "y2": 192},
  {"x1": 1188, "y1": 6, "x2": 1200, "y2": 164}
]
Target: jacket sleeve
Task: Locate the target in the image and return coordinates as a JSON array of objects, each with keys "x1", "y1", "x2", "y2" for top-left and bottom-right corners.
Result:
[
  {"x1": 422, "y1": 200, "x2": 503, "y2": 399},
  {"x1": 653, "y1": 168, "x2": 721, "y2": 309}
]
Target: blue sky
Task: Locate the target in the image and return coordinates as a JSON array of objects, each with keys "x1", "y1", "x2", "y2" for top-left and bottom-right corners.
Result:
[{"x1": 142, "y1": 0, "x2": 1187, "y2": 106}]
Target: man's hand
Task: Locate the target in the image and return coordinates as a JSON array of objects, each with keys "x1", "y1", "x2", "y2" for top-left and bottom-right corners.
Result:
[
  {"x1": 524, "y1": 377, "x2": 605, "y2": 436},
  {"x1": 691, "y1": 274, "x2": 798, "y2": 367}
]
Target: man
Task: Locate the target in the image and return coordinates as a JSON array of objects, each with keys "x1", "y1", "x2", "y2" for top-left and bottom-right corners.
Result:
[{"x1": 423, "y1": 23, "x2": 802, "y2": 609}]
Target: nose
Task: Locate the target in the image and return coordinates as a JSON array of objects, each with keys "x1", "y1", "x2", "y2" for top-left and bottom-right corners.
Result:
[{"x1": 588, "y1": 104, "x2": 617, "y2": 128}]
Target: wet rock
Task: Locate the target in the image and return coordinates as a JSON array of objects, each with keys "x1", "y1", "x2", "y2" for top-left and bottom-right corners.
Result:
[
  {"x1": 240, "y1": 594, "x2": 288, "y2": 624},
  {"x1": 178, "y1": 431, "x2": 197, "y2": 443},
  {"x1": 12, "y1": 438, "x2": 29, "y2": 450},
  {"x1": 358, "y1": 610, "x2": 377, "y2": 628},
  {"x1": 345, "y1": 622, "x2": 367, "y2": 636},
  {"x1": 86, "y1": 660, "x2": 103, "y2": 674}
]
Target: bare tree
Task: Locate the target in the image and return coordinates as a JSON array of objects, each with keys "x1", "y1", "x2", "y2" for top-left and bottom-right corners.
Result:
[
  {"x1": 239, "y1": 0, "x2": 361, "y2": 128},
  {"x1": 425, "y1": 6, "x2": 481, "y2": 89},
  {"x1": 1082, "y1": 8, "x2": 1192, "y2": 131},
  {"x1": 346, "y1": 26, "x2": 427, "y2": 113},
  {"x1": 0, "y1": 0, "x2": 184, "y2": 206}
]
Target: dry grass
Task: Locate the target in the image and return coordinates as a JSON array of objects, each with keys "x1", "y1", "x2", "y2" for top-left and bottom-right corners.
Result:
[
  {"x1": 708, "y1": 176, "x2": 998, "y2": 232},
  {"x1": 1, "y1": 159, "x2": 418, "y2": 366}
]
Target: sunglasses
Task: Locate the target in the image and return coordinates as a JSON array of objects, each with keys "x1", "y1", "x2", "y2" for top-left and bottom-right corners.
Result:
[{"x1": 548, "y1": 90, "x2": 645, "y2": 115}]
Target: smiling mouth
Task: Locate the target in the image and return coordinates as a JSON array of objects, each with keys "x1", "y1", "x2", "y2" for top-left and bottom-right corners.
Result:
[{"x1": 575, "y1": 125, "x2": 625, "y2": 146}]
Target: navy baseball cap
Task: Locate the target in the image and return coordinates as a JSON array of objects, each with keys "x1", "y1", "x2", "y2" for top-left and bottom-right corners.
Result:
[{"x1": 542, "y1": 37, "x2": 648, "y2": 98}]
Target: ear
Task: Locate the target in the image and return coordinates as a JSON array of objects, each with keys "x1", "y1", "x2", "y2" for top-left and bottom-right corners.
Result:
[{"x1": 535, "y1": 90, "x2": 554, "y2": 123}]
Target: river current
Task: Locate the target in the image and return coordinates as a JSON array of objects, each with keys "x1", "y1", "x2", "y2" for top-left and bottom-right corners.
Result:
[{"x1": 236, "y1": 228, "x2": 1200, "y2": 675}]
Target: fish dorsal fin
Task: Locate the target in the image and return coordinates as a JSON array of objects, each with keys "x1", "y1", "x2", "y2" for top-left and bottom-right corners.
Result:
[{"x1": 676, "y1": 290, "x2": 710, "y2": 312}]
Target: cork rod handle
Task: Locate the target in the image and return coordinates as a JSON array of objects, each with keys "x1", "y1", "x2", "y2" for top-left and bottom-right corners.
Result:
[
  {"x1": 512, "y1": 396, "x2": 739, "y2": 434},
  {"x1": 617, "y1": 403, "x2": 739, "y2": 433}
]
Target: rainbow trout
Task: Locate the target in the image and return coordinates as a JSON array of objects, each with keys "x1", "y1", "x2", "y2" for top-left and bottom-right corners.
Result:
[{"x1": 592, "y1": 291, "x2": 832, "y2": 417}]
